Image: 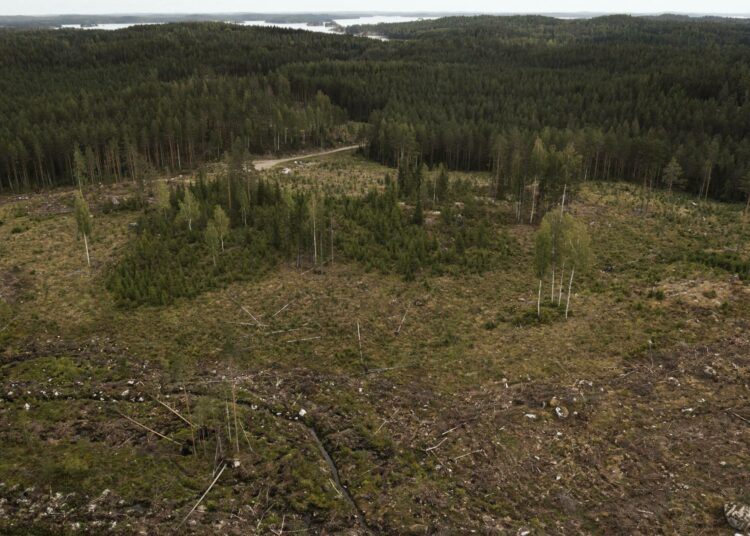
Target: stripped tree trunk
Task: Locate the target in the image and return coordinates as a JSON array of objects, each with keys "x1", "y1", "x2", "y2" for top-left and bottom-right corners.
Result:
[
  {"x1": 560, "y1": 183, "x2": 567, "y2": 216},
  {"x1": 83, "y1": 233, "x2": 91, "y2": 267}
]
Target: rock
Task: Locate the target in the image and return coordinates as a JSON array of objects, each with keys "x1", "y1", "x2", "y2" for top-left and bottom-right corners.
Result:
[
  {"x1": 549, "y1": 397, "x2": 560, "y2": 407},
  {"x1": 703, "y1": 365, "x2": 717, "y2": 378},
  {"x1": 725, "y1": 502, "x2": 750, "y2": 532},
  {"x1": 524, "y1": 413, "x2": 537, "y2": 420},
  {"x1": 23, "y1": 403, "x2": 30, "y2": 411},
  {"x1": 555, "y1": 406, "x2": 569, "y2": 419},
  {"x1": 298, "y1": 408, "x2": 307, "y2": 418},
  {"x1": 555, "y1": 491, "x2": 577, "y2": 513},
  {"x1": 120, "y1": 390, "x2": 130, "y2": 398}
]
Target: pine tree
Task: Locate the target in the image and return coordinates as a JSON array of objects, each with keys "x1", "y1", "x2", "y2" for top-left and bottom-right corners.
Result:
[
  {"x1": 412, "y1": 195, "x2": 424, "y2": 225},
  {"x1": 73, "y1": 145, "x2": 87, "y2": 192},
  {"x1": 74, "y1": 191, "x2": 93, "y2": 267}
]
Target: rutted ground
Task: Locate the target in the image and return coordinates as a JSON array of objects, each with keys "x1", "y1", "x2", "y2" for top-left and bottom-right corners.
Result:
[{"x1": 1, "y1": 160, "x2": 749, "y2": 534}]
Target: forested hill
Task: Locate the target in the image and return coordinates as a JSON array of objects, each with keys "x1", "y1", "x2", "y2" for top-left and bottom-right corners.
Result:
[{"x1": 2, "y1": 16, "x2": 750, "y2": 201}]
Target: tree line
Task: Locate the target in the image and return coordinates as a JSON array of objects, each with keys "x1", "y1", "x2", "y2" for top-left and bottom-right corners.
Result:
[{"x1": 3, "y1": 16, "x2": 750, "y2": 201}]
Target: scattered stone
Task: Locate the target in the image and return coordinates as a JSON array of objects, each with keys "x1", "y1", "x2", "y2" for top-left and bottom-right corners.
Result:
[
  {"x1": 524, "y1": 413, "x2": 537, "y2": 420},
  {"x1": 23, "y1": 403, "x2": 30, "y2": 411},
  {"x1": 703, "y1": 365, "x2": 717, "y2": 378},
  {"x1": 120, "y1": 390, "x2": 129, "y2": 398},
  {"x1": 549, "y1": 397, "x2": 560, "y2": 407},
  {"x1": 555, "y1": 406, "x2": 569, "y2": 419},
  {"x1": 725, "y1": 503, "x2": 750, "y2": 532},
  {"x1": 298, "y1": 408, "x2": 307, "y2": 418}
]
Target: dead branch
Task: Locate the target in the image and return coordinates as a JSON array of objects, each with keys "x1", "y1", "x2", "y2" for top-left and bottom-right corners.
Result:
[
  {"x1": 453, "y1": 449, "x2": 484, "y2": 461},
  {"x1": 395, "y1": 305, "x2": 410, "y2": 335},
  {"x1": 357, "y1": 320, "x2": 365, "y2": 370},
  {"x1": 375, "y1": 408, "x2": 400, "y2": 434},
  {"x1": 272, "y1": 302, "x2": 293, "y2": 318},
  {"x1": 365, "y1": 364, "x2": 412, "y2": 375},
  {"x1": 425, "y1": 437, "x2": 448, "y2": 452},
  {"x1": 116, "y1": 411, "x2": 180, "y2": 445},
  {"x1": 180, "y1": 463, "x2": 227, "y2": 526},
  {"x1": 285, "y1": 336, "x2": 321, "y2": 344},
  {"x1": 153, "y1": 396, "x2": 196, "y2": 428},
  {"x1": 228, "y1": 295, "x2": 265, "y2": 327},
  {"x1": 727, "y1": 410, "x2": 750, "y2": 425}
]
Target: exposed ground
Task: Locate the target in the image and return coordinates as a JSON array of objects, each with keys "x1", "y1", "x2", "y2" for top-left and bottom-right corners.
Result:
[
  {"x1": 0, "y1": 154, "x2": 749, "y2": 535},
  {"x1": 252, "y1": 145, "x2": 361, "y2": 171}
]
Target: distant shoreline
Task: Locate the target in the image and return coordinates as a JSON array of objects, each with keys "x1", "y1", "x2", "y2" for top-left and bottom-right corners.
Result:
[{"x1": 1, "y1": 11, "x2": 749, "y2": 29}]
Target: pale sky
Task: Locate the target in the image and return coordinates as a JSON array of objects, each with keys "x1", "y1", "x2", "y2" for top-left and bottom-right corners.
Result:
[{"x1": 2, "y1": 0, "x2": 749, "y2": 16}]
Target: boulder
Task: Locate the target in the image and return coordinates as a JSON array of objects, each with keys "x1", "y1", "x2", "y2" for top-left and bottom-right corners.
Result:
[{"x1": 725, "y1": 502, "x2": 750, "y2": 532}]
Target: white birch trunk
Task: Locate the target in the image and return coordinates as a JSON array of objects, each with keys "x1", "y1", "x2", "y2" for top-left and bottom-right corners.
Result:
[{"x1": 537, "y1": 279, "x2": 542, "y2": 319}]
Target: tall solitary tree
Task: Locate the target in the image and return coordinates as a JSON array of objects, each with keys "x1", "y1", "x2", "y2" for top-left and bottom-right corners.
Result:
[{"x1": 74, "y1": 192, "x2": 93, "y2": 267}]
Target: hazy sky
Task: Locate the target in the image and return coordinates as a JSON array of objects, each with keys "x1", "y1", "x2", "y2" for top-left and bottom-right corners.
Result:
[{"x1": 2, "y1": 1, "x2": 749, "y2": 16}]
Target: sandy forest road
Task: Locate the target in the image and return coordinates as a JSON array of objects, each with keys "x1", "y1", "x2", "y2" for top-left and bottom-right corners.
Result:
[{"x1": 252, "y1": 145, "x2": 360, "y2": 171}]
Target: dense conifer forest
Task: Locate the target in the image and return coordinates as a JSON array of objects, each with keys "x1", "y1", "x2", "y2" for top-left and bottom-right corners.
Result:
[{"x1": 2, "y1": 16, "x2": 750, "y2": 200}]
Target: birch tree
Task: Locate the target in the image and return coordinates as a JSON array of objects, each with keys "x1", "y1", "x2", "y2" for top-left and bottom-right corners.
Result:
[
  {"x1": 205, "y1": 221, "x2": 220, "y2": 266},
  {"x1": 562, "y1": 217, "x2": 592, "y2": 318},
  {"x1": 213, "y1": 205, "x2": 230, "y2": 253},
  {"x1": 534, "y1": 212, "x2": 591, "y2": 319},
  {"x1": 178, "y1": 189, "x2": 199, "y2": 231}
]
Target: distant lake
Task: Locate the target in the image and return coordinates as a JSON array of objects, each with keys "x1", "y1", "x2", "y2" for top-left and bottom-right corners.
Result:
[
  {"x1": 57, "y1": 16, "x2": 438, "y2": 36},
  {"x1": 240, "y1": 15, "x2": 438, "y2": 39}
]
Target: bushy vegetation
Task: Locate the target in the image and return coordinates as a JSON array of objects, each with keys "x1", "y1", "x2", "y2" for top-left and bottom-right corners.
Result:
[{"x1": 106, "y1": 147, "x2": 509, "y2": 306}]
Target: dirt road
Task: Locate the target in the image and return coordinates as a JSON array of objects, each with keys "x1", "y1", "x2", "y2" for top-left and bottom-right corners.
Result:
[{"x1": 252, "y1": 145, "x2": 359, "y2": 171}]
